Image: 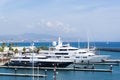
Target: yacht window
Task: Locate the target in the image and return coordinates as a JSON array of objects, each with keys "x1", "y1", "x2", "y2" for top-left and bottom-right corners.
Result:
[
  {"x1": 23, "y1": 57, "x2": 30, "y2": 59},
  {"x1": 55, "y1": 53, "x2": 68, "y2": 55},
  {"x1": 46, "y1": 56, "x2": 51, "y2": 58},
  {"x1": 51, "y1": 56, "x2": 57, "y2": 58},
  {"x1": 56, "y1": 56, "x2": 61, "y2": 58},
  {"x1": 12, "y1": 61, "x2": 19, "y2": 62},
  {"x1": 83, "y1": 56, "x2": 87, "y2": 58},
  {"x1": 59, "y1": 49, "x2": 67, "y2": 51},
  {"x1": 21, "y1": 61, "x2": 29, "y2": 62},
  {"x1": 64, "y1": 56, "x2": 69, "y2": 58},
  {"x1": 13, "y1": 57, "x2": 19, "y2": 59},
  {"x1": 69, "y1": 49, "x2": 78, "y2": 51},
  {"x1": 79, "y1": 52, "x2": 86, "y2": 54},
  {"x1": 44, "y1": 53, "x2": 48, "y2": 54},
  {"x1": 38, "y1": 57, "x2": 47, "y2": 59},
  {"x1": 62, "y1": 46, "x2": 67, "y2": 47},
  {"x1": 89, "y1": 55, "x2": 93, "y2": 56},
  {"x1": 76, "y1": 56, "x2": 80, "y2": 58}
]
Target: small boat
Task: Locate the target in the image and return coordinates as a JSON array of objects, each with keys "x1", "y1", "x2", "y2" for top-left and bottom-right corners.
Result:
[{"x1": 5, "y1": 53, "x2": 72, "y2": 67}]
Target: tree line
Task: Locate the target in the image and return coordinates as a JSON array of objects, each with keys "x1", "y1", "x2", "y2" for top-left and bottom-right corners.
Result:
[{"x1": 0, "y1": 42, "x2": 48, "y2": 53}]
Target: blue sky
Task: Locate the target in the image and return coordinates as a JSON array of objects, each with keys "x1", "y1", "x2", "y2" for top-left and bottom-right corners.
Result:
[{"x1": 0, "y1": 0, "x2": 120, "y2": 41}]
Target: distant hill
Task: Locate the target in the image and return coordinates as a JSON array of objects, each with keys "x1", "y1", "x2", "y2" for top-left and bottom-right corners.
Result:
[
  {"x1": 0, "y1": 33, "x2": 58, "y2": 42},
  {"x1": 0, "y1": 33, "x2": 80, "y2": 42}
]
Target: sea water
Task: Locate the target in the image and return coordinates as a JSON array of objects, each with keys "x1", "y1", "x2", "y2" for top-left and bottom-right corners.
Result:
[{"x1": 0, "y1": 42, "x2": 120, "y2": 80}]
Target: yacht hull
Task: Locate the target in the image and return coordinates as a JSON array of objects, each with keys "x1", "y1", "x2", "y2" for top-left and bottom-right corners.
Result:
[{"x1": 5, "y1": 61, "x2": 72, "y2": 67}]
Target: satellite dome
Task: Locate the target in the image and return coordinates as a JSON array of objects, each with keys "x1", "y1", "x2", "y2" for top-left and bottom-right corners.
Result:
[{"x1": 52, "y1": 41, "x2": 57, "y2": 46}]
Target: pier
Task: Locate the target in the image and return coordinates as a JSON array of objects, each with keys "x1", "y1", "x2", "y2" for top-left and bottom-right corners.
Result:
[
  {"x1": 74, "y1": 62, "x2": 119, "y2": 66},
  {"x1": 0, "y1": 73, "x2": 46, "y2": 77},
  {"x1": 0, "y1": 66, "x2": 112, "y2": 72},
  {"x1": 40, "y1": 67, "x2": 112, "y2": 72},
  {"x1": 103, "y1": 59, "x2": 120, "y2": 63}
]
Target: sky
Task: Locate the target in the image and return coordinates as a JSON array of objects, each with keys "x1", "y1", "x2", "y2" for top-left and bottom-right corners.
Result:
[{"x1": 0, "y1": 0, "x2": 120, "y2": 41}]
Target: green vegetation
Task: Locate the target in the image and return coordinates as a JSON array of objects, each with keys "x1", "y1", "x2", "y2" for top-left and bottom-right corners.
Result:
[
  {"x1": 0, "y1": 47, "x2": 4, "y2": 52},
  {"x1": 14, "y1": 48, "x2": 18, "y2": 53},
  {"x1": 9, "y1": 46, "x2": 14, "y2": 51},
  {"x1": 34, "y1": 46, "x2": 48, "y2": 53},
  {"x1": 39, "y1": 46, "x2": 48, "y2": 50},
  {"x1": 0, "y1": 43, "x2": 6, "y2": 52},
  {"x1": 22, "y1": 47, "x2": 26, "y2": 52},
  {"x1": 0, "y1": 42, "x2": 49, "y2": 53}
]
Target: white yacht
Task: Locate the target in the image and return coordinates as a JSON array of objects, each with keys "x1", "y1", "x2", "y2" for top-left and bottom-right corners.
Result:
[
  {"x1": 39, "y1": 37, "x2": 109, "y2": 63},
  {"x1": 5, "y1": 53, "x2": 73, "y2": 67}
]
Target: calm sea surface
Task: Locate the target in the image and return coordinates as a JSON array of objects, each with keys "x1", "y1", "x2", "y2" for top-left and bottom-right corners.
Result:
[{"x1": 0, "y1": 42, "x2": 120, "y2": 80}]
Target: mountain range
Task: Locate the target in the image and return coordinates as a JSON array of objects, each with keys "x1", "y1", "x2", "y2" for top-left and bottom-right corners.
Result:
[
  {"x1": 0, "y1": 33, "x2": 77, "y2": 42},
  {"x1": 0, "y1": 33, "x2": 58, "y2": 42}
]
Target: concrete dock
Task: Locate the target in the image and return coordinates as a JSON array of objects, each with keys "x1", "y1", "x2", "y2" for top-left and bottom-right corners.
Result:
[
  {"x1": 0, "y1": 73, "x2": 46, "y2": 77},
  {"x1": 103, "y1": 59, "x2": 120, "y2": 63},
  {"x1": 39, "y1": 67, "x2": 112, "y2": 72},
  {"x1": 75, "y1": 62, "x2": 119, "y2": 66},
  {"x1": 0, "y1": 66, "x2": 112, "y2": 72}
]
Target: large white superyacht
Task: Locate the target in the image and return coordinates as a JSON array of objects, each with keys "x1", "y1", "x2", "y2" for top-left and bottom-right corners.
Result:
[
  {"x1": 5, "y1": 52, "x2": 72, "y2": 67},
  {"x1": 39, "y1": 37, "x2": 109, "y2": 63}
]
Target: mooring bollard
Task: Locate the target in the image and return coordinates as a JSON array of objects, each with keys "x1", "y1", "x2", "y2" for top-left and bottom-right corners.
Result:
[
  {"x1": 92, "y1": 64, "x2": 94, "y2": 69},
  {"x1": 14, "y1": 68, "x2": 17, "y2": 74},
  {"x1": 53, "y1": 64, "x2": 57, "y2": 80},
  {"x1": 44, "y1": 69, "x2": 47, "y2": 80},
  {"x1": 110, "y1": 65, "x2": 112, "y2": 70}
]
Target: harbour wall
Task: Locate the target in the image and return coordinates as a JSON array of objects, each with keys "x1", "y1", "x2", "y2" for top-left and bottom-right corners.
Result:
[{"x1": 96, "y1": 47, "x2": 120, "y2": 52}]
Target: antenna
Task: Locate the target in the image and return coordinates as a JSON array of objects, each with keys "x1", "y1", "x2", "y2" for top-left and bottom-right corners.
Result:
[
  {"x1": 58, "y1": 37, "x2": 62, "y2": 46},
  {"x1": 32, "y1": 53, "x2": 34, "y2": 80},
  {"x1": 87, "y1": 30, "x2": 90, "y2": 51},
  {"x1": 32, "y1": 42, "x2": 35, "y2": 80},
  {"x1": 78, "y1": 39, "x2": 80, "y2": 48}
]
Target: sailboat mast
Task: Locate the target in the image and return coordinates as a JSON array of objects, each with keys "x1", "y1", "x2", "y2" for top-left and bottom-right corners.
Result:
[
  {"x1": 32, "y1": 43, "x2": 34, "y2": 80},
  {"x1": 78, "y1": 39, "x2": 80, "y2": 48},
  {"x1": 32, "y1": 53, "x2": 34, "y2": 80},
  {"x1": 87, "y1": 31, "x2": 90, "y2": 51}
]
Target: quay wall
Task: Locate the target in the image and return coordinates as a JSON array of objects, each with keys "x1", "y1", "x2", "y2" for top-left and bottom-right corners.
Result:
[{"x1": 96, "y1": 47, "x2": 120, "y2": 52}]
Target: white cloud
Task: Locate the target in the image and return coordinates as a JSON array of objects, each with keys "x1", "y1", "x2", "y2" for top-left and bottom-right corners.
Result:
[
  {"x1": 46, "y1": 21, "x2": 53, "y2": 27},
  {"x1": 28, "y1": 19, "x2": 76, "y2": 34},
  {"x1": 43, "y1": 20, "x2": 76, "y2": 33},
  {"x1": 0, "y1": 16, "x2": 8, "y2": 22},
  {"x1": 56, "y1": 21, "x2": 64, "y2": 26}
]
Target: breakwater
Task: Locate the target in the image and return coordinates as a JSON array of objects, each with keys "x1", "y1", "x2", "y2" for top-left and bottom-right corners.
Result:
[{"x1": 96, "y1": 47, "x2": 120, "y2": 52}]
